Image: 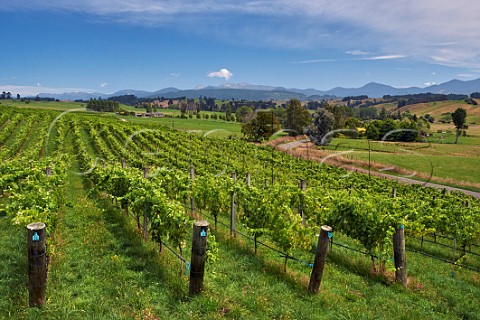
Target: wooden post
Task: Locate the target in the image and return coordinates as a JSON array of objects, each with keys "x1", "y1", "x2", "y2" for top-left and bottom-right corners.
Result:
[
  {"x1": 189, "y1": 165, "x2": 196, "y2": 216},
  {"x1": 143, "y1": 167, "x2": 149, "y2": 179},
  {"x1": 27, "y1": 222, "x2": 47, "y2": 307},
  {"x1": 189, "y1": 220, "x2": 209, "y2": 295},
  {"x1": 246, "y1": 172, "x2": 251, "y2": 188},
  {"x1": 230, "y1": 172, "x2": 237, "y2": 238},
  {"x1": 121, "y1": 158, "x2": 126, "y2": 169},
  {"x1": 308, "y1": 225, "x2": 332, "y2": 294},
  {"x1": 263, "y1": 162, "x2": 268, "y2": 187},
  {"x1": 392, "y1": 188, "x2": 397, "y2": 198},
  {"x1": 393, "y1": 225, "x2": 407, "y2": 287},
  {"x1": 299, "y1": 180, "x2": 306, "y2": 226},
  {"x1": 45, "y1": 167, "x2": 51, "y2": 177}
]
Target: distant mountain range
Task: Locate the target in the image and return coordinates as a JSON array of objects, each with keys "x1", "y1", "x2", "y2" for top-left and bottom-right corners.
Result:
[{"x1": 37, "y1": 78, "x2": 480, "y2": 101}]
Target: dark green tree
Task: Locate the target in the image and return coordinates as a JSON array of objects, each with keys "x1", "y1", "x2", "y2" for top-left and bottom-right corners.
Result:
[
  {"x1": 379, "y1": 107, "x2": 388, "y2": 120},
  {"x1": 304, "y1": 108, "x2": 335, "y2": 146},
  {"x1": 225, "y1": 102, "x2": 233, "y2": 121},
  {"x1": 366, "y1": 123, "x2": 380, "y2": 140},
  {"x1": 325, "y1": 104, "x2": 353, "y2": 129},
  {"x1": 451, "y1": 108, "x2": 467, "y2": 144},
  {"x1": 284, "y1": 99, "x2": 311, "y2": 136},
  {"x1": 241, "y1": 110, "x2": 280, "y2": 142},
  {"x1": 235, "y1": 106, "x2": 254, "y2": 123}
]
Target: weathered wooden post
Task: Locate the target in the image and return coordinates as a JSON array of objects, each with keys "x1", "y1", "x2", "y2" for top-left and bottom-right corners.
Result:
[
  {"x1": 308, "y1": 225, "x2": 332, "y2": 294},
  {"x1": 393, "y1": 224, "x2": 407, "y2": 287},
  {"x1": 299, "y1": 180, "x2": 307, "y2": 226},
  {"x1": 189, "y1": 220, "x2": 209, "y2": 295},
  {"x1": 143, "y1": 167, "x2": 149, "y2": 179},
  {"x1": 246, "y1": 172, "x2": 251, "y2": 188},
  {"x1": 230, "y1": 172, "x2": 237, "y2": 238},
  {"x1": 121, "y1": 158, "x2": 126, "y2": 169},
  {"x1": 27, "y1": 222, "x2": 47, "y2": 307},
  {"x1": 263, "y1": 162, "x2": 268, "y2": 187},
  {"x1": 45, "y1": 167, "x2": 51, "y2": 177}
]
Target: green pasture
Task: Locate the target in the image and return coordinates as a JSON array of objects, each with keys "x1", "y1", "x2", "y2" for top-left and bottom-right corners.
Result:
[
  {"x1": 327, "y1": 137, "x2": 480, "y2": 189},
  {"x1": 0, "y1": 99, "x2": 86, "y2": 111},
  {"x1": 120, "y1": 116, "x2": 242, "y2": 138}
]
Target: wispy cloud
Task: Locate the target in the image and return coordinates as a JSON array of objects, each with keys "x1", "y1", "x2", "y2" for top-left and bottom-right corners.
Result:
[
  {"x1": 424, "y1": 82, "x2": 436, "y2": 86},
  {"x1": 5, "y1": 1, "x2": 480, "y2": 69},
  {"x1": 100, "y1": 82, "x2": 108, "y2": 87},
  {"x1": 293, "y1": 54, "x2": 405, "y2": 64},
  {"x1": 207, "y1": 68, "x2": 233, "y2": 80},
  {"x1": 361, "y1": 55, "x2": 406, "y2": 61},
  {"x1": 346, "y1": 50, "x2": 369, "y2": 56}
]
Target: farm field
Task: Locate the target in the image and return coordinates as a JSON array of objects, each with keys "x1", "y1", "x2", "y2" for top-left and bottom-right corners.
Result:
[
  {"x1": 1, "y1": 106, "x2": 480, "y2": 319},
  {"x1": 0, "y1": 100, "x2": 242, "y2": 138},
  {"x1": 320, "y1": 136, "x2": 480, "y2": 191},
  {"x1": 380, "y1": 99, "x2": 480, "y2": 137}
]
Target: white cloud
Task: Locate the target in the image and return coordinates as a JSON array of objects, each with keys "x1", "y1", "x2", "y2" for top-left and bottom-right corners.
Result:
[
  {"x1": 37, "y1": 82, "x2": 42, "y2": 87},
  {"x1": 169, "y1": 73, "x2": 180, "y2": 78},
  {"x1": 424, "y1": 82, "x2": 436, "y2": 87},
  {"x1": 346, "y1": 50, "x2": 369, "y2": 56},
  {"x1": 100, "y1": 82, "x2": 108, "y2": 87},
  {"x1": 361, "y1": 55, "x2": 406, "y2": 61},
  {"x1": 292, "y1": 54, "x2": 405, "y2": 64},
  {"x1": 207, "y1": 68, "x2": 233, "y2": 80}
]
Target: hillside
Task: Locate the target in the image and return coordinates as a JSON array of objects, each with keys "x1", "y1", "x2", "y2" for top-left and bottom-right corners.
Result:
[
  {"x1": 380, "y1": 100, "x2": 480, "y2": 137},
  {"x1": 382, "y1": 100, "x2": 480, "y2": 122}
]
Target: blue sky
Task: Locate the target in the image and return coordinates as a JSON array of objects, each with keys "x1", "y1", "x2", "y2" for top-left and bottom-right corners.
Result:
[{"x1": 1, "y1": 0, "x2": 480, "y2": 96}]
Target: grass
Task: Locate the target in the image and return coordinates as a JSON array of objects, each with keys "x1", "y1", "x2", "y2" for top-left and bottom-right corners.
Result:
[
  {"x1": 1, "y1": 100, "x2": 243, "y2": 139},
  {"x1": 0, "y1": 99, "x2": 86, "y2": 111},
  {"x1": 325, "y1": 137, "x2": 480, "y2": 190},
  {"x1": 121, "y1": 115, "x2": 242, "y2": 138},
  {"x1": 379, "y1": 99, "x2": 480, "y2": 137}
]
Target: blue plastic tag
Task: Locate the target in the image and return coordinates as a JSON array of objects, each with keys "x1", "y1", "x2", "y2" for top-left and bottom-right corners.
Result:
[
  {"x1": 32, "y1": 232, "x2": 40, "y2": 242},
  {"x1": 200, "y1": 229, "x2": 207, "y2": 237},
  {"x1": 327, "y1": 232, "x2": 333, "y2": 239},
  {"x1": 400, "y1": 224, "x2": 405, "y2": 229}
]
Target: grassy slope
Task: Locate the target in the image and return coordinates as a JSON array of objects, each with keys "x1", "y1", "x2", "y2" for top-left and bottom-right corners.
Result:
[
  {"x1": 380, "y1": 100, "x2": 480, "y2": 136},
  {"x1": 0, "y1": 100, "x2": 242, "y2": 138},
  {"x1": 327, "y1": 137, "x2": 480, "y2": 189}
]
